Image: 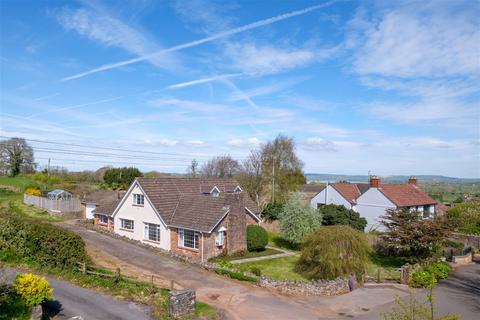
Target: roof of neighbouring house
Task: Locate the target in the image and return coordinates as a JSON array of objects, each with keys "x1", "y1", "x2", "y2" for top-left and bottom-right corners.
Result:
[
  {"x1": 321, "y1": 181, "x2": 436, "y2": 207},
  {"x1": 329, "y1": 183, "x2": 370, "y2": 204},
  {"x1": 82, "y1": 190, "x2": 124, "y2": 204},
  {"x1": 126, "y1": 177, "x2": 260, "y2": 232},
  {"x1": 378, "y1": 184, "x2": 437, "y2": 207}
]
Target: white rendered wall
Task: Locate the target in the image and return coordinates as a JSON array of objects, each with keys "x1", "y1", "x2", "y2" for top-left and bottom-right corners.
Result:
[{"x1": 310, "y1": 185, "x2": 352, "y2": 209}]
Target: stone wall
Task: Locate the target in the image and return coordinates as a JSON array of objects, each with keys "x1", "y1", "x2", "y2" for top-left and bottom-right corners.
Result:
[
  {"x1": 452, "y1": 252, "x2": 472, "y2": 265},
  {"x1": 261, "y1": 220, "x2": 280, "y2": 233},
  {"x1": 451, "y1": 233, "x2": 480, "y2": 249},
  {"x1": 257, "y1": 277, "x2": 350, "y2": 296},
  {"x1": 168, "y1": 289, "x2": 196, "y2": 318}
]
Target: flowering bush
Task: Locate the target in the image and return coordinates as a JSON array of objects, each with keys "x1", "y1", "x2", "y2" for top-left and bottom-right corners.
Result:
[
  {"x1": 24, "y1": 187, "x2": 41, "y2": 196},
  {"x1": 13, "y1": 273, "x2": 54, "y2": 306}
]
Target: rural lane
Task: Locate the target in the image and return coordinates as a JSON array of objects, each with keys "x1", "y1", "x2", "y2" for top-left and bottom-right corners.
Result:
[
  {"x1": 1, "y1": 267, "x2": 152, "y2": 320},
  {"x1": 59, "y1": 222, "x2": 408, "y2": 320}
]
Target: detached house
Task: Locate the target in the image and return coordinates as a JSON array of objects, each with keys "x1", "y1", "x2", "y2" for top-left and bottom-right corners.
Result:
[
  {"x1": 94, "y1": 178, "x2": 260, "y2": 261},
  {"x1": 310, "y1": 176, "x2": 437, "y2": 230}
]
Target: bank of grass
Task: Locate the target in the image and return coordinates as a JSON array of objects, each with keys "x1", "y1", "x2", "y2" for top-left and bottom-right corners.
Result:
[
  {"x1": 209, "y1": 247, "x2": 282, "y2": 263},
  {"x1": 267, "y1": 232, "x2": 300, "y2": 252},
  {"x1": 9, "y1": 199, "x2": 64, "y2": 222},
  {"x1": 233, "y1": 253, "x2": 402, "y2": 282},
  {"x1": 0, "y1": 175, "x2": 41, "y2": 191}
]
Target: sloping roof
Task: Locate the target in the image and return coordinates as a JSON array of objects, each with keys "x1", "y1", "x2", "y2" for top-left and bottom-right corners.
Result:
[
  {"x1": 330, "y1": 183, "x2": 369, "y2": 204},
  {"x1": 82, "y1": 190, "x2": 122, "y2": 204},
  {"x1": 378, "y1": 184, "x2": 437, "y2": 207},
  {"x1": 93, "y1": 198, "x2": 121, "y2": 216},
  {"x1": 135, "y1": 177, "x2": 260, "y2": 232},
  {"x1": 298, "y1": 184, "x2": 325, "y2": 193}
]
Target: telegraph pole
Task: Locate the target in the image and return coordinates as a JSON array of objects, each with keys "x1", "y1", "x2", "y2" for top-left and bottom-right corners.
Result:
[
  {"x1": 47, "y1": 158, "x2": 51, "y2": 176},
  {"x1": 272, "y1": 158, "x2": 275, "y2": 203}
]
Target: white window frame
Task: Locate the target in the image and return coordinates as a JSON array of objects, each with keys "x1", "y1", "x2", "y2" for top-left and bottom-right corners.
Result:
[
  {"x1": 133, "y1": 193, "x2": 145, "y2": 206},
  {"x1": 144, "y1": 223, "x2": 160, "y2": 242},
  {"x1": 120, "y1": 218, "x2": 134, "y2": 230},
  {"x1": 215, "y1": 231, "x2": 225, "y2": 246},
  {"x1": 178, "y1": 229, "x2": 199, "y2": 249},
  {"x1": 98, "y1": 214, "x2": 108, "y2": 224}
]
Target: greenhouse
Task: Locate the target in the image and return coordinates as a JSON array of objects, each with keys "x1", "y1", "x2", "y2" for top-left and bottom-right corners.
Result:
[{"x1": 47, "y1": 189, "x2": 73, "y2": 200}]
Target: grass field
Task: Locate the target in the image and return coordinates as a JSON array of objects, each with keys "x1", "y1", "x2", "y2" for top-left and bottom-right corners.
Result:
[{"x1": 0, "y1": 175, "x2": 40, "y2": 191}]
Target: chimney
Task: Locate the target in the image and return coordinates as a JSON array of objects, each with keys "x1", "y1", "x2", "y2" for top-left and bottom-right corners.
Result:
[
  {"x1": 370, "y1": 175, "x2": 380, "y2": 188},
  {"x1": 224, "y1": 192, "x2": 246, "y2": 254},
  {"x1": 408, "y1": 176, "x2": 417, "y2": 186}
]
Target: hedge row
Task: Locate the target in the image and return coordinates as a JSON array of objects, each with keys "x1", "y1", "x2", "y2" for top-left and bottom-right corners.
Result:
[{"x1": 0, "y1": 211, "x2": 89, "y2": 269}]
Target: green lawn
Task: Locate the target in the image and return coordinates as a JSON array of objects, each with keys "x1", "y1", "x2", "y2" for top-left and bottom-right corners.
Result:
[
  {"x1": 234, "y1": 256, "x2": 308, "y2": 282},
  {"x1": 233, "y1": 252, "x2": 402, "y2": 282},
  {"x1": 267, "y1": 232, "x2": 300, "y2": 252}
]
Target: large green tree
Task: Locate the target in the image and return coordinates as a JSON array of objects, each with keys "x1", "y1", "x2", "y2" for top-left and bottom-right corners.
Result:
[
  {"x1": 279, "y1": 194, "x2": 322, "y2": 244},
  {"x1": 446, "y1": 203, "x2": 480, "y2": 235},
  {"x1": 295, "y1": 225, "x2": 372, "y2": 280},
  {"x1": 0, "y1": 138, "x2": 35, "y2": 176},
  {"x1": 320, "y1": 204, "x2": 368, "y2": 231},
  {"x1": 380, "y1": 209, "x2": 450, "y2": 261},
  {"x1": 103, "y1": 167, "x2": 142, "y2": 190}
]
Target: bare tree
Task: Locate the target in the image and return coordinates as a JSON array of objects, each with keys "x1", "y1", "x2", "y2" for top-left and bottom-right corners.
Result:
[
  {"x1": 237, "y1": 150, "x2": 263, "y2": 205},
  {"x1": 186, "y1": 159, "x2": 199, "y2": 177},
  {"x1": 200, "y1": 155, "x2": 241, "y2": 178},
  {"x1": 0, "y1": 137, "x2": 36, "y2": 176}
]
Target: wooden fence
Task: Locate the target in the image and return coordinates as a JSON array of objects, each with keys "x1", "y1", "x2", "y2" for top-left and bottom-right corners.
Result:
[
  {"x1": 24, "y1": 194, "x2": 81, "y2": 214},
  {"x1": 76, "y1": 261, "x2": 182, "y2": 290}
]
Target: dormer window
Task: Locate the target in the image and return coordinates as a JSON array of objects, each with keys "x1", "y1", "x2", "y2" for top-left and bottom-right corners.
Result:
[
  {"x1": 234, "y1": 186, "x2": 243, "y2": 193},
  {"x1": 209, "y1": 186, "x2": 220, "y2": 197}
]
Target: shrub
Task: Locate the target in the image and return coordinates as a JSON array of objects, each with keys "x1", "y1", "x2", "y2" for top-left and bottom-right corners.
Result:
[
  {"x1": 13, "y1": 273, "x2": 53, "y2": 307},
  {"x1": 24, "y1": 187, "x2": 41, "y2": 196},
  {"x1": 0, "y1": 212, "x2": 89, "y2": 268},
  {"x1": 250, "y1": 267, "x2": 262, "y2": 277},
  {"x1": 446, "y1": 203, "x2": 480, "y2": 235},
  {"x1": 261, "y1": 202, "x2": 284, "y2": 221},
  {"x1": 214, "y1": 268, "x2": 257, "y2": 282},
  {"x1": 295, "y1": 226, "x2": 372, "y2": 280},
  {"x1": 246, "y1": 225, "x2": 268, "y2": 251},
  {"x1": 424, "y1": 262, "x2": 452, "y2": 280},
  {"x1": 410, "y1": 271, "x2": 437, "y2": 288},
  {"x1": 279, "y1": 194, "x2": 322, "y2": 244},
  {"x1": 218, "y1": 260, "x2": 234, "y2": 269},
  {"x1": 0, "y1": 284, "x2": 31, "y2": 319},
  {"x1": 319, "y1": 204, "x2": 368, "y2": 231}
]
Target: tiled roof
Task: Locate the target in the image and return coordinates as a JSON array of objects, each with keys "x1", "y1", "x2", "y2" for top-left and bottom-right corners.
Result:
[
  {"x1": 82, "y1": 190, "x2": 122, "y2": 204},
  {"x1": 378, "y1": 184, "x2": 437, "y2": 207},
  {"x1": 330, "y1": 183, "x2": 369, "y2": 204},
  {"x1": 298, "y1": 184, "x2": 325, "y2": 193},
  {"x1": 93, "y1": 198, "x2": 121, "y2": 216},
  {"x1": 136, "y1": 177, "x2": 260, "y2": 232}
]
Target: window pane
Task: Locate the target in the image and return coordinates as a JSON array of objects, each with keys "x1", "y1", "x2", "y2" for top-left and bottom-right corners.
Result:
[
  {"x1": 146, "y1": 223, "x2": 160, "y2": 242},
  {"x1": 181, "y1": 229, "x2": 198, "y2": 249}
]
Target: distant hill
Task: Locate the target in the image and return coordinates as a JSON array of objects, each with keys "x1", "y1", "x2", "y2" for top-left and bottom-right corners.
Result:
[{"x1": 305, "y1": 174, "x2": 480, "y2": 184}]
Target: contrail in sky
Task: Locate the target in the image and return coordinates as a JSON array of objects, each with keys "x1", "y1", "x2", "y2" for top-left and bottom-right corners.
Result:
[{"x1": 62, "y1": 1, "x2": 339, "y2": 81}]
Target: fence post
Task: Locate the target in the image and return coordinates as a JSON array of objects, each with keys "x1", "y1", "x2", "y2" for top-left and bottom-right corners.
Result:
[
  {"x1": 377, "y1": 269, "x2": 381, "y2": 283},
  {"x1": 115, "y1": 267, "x2": 121, "y2": 283},
  {"x1": 170, "y1": 280, "x2": 175, "y2": 290},
  {"x1": 151, "y1": 275, "x2": 154, "y2": 287},
  {"x1": 82, "y1": 262, "x2": 87, "y2": 275}
]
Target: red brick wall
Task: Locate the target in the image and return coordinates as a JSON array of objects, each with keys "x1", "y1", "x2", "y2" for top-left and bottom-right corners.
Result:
[
  {"x1": 94, "y1": 214, "x2": 114, "y2": 232},
  {"x1": 170, "y1": 227, "x2": 200, "y2": 260},
  {"x1": 225, "y1": 193, "x2": 247, "y2": 254}
]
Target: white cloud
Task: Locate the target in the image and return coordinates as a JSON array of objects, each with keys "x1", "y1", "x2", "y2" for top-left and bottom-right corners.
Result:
[
  {"x1": 55, "y1": 6, "x2": 179, "y2": 72},
  {"x1": 226, "y1": 137, "x2": 262, "y2": 148},
  {"x1": 302, "y1": 137, "x2": 337, "y2": 152},
  {"x1": 61, "y1": 2, "x2": 338, "y2": 81},
  {"x1": 225, "y1": 43, "x2": 314, "y2": 76},
  {"x1": 183, "y1": 140, "x2": 207, "y2": 147},
  {"x1": 351, "y1": 1, "x2": 480, "y2": 77}
]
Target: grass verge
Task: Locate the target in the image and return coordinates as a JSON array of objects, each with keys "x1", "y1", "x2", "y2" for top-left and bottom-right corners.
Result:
[
  {"x1": 267, "y1": 232, "x2": 299, "y2": 251},
  {"x1": 214, "y1": 268, "x2": 257, "y2": 282},
  {"x1": 209, "y1": 248, "x2": 283, "y2": 262}
]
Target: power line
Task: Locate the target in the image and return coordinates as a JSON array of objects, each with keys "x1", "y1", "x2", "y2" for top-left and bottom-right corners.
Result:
[
  {"x1": 0, "y1": 136, "x2": 213, "y2": 159},
  {"x1": 35, "y1": 157, "x2": 188, "y2": 167}
]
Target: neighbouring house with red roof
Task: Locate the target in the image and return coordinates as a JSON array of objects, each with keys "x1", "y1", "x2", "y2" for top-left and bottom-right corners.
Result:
[
  {"x1": 310, "y1": 176, "x2": 437, "y2": 230},
  {"x1": 92, "y1": 178, "x2": 260, "y2": 261}
]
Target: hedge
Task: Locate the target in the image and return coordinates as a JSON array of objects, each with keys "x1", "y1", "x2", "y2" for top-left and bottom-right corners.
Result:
[
  {"x1": 214, "y1": 268, "x2": 257, "y2": 282},
  {"x1": 0, "y1": 212, "x2": 89, "y2": 269},
  {"x1": 246, "y1": 225, "x2": 268, "y2": 252}
]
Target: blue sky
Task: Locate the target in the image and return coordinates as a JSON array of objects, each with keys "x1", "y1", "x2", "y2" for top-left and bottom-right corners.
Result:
[{"x1": 0, "y1": 0, "x2": 479, "y2": 178}]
